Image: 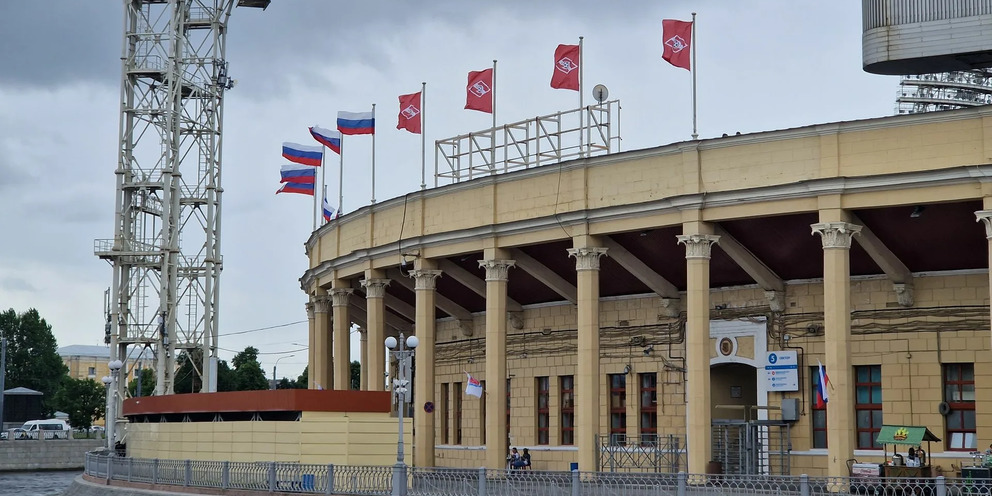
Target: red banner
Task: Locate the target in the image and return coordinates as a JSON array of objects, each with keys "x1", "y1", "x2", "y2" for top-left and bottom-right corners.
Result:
[
  {"x1": 662, "y1": 19, "x2": 692, "y2": 71},
  {"x1": 551, "y1": 44, "x2": 580, "y2": 91},
  {"x1": 396, "y1": 91, "x2": 422, "y2": 134},
  {"x1": 465, "y1": 68, "x2": 494, "y2": 113}
]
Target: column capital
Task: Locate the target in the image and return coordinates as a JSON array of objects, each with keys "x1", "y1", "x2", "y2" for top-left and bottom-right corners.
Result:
[
  {"x1": 567, "y1": 247, "x2": 608, "y2": 271},
  {"x1": 410, "y1": 269, "x2": 443, "y2": 290},
  {"x1": 478, "y1": 259, "x2": 516, "y2": 281},
  {"x1": 976, "y1": 210, "x2": 992, "y2": 239},
  {"x1": 810, "y1": 222, "x2": 862, "y2": 249},
  {"x1": 330, "y1": 288, "x2": 353, "y2": 307},
  {"x1": 677, "y1": 234, "x2": 720, "y2": 259},
  {"x1": 313, "y1": 296, "x2": 332, "y2": 314},
  {"x1": 306, "y1": 302, "x2": 315, "y2": 320},
  {"x1": 360, "y1": 278, "x2": 391, "y2": 298}
]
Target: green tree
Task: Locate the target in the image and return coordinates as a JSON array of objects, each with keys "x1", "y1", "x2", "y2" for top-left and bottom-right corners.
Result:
[
  {"x1": 216, "y1": 359, "x2": 236, "y2": 392},
  {"x1": 127, "y1": 368, "x2": 156, "y2": 397},
  {"x1": 0, "y1": 308, "x2": 69, "y2": 414},
  {"x1": 173, "y1": 349, "x2": 203, "y2": 394},
  {"x1": 232, "y1": 347, "x2": 269, "y2": 391},
  {"x1": 350, "y1": 360, "x2": 360, "y2": 390},
  {"x1": 296, "y1": 366, "x2": 308, "y2": 389},
  {"x1": 52, "y1": 377, "x2": 106, "y2": 430}
]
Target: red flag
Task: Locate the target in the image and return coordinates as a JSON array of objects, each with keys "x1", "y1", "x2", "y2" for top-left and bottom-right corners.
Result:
[
  {"x1": 465, "y1": 68, "x2": 493, "y2": 113},
  {"x1": 550, "y1": 44, "x2": 580, "y2": 91},
  {"x1": 662, "y1": 19, "x2": 692, "y2": 71},
  {"x1": 397, "y1": 91, "x2": 422, "y2": 134}
]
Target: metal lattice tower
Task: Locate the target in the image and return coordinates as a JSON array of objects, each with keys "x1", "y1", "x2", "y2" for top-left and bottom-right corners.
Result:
[
  {"x1": 896, "y1": 70, "x2": 992, "y2": 114},
  {"x1": 95, "y1": 0, "x2": 268, "y2": 398}
]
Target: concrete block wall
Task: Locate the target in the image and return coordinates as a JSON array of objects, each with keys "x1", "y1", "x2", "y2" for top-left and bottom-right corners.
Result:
[{"x1": 0, "y1": 438, "x2": 103, "y2": 471}]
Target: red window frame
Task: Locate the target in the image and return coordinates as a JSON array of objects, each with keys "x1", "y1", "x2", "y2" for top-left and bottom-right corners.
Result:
[
  {"x1": 609, "y1": 373, "x2": 627, "y2": 445},
  {"x1": 536, "y1": 376, "x2": 550, "y2": 445},
  {"x1": 855, "y1": 365, "x2": 882, "y2": 449},
  {"x1": 560, "y1": 375, "x2": 574, "y2": 445},
  {"x1": 944, "y1": 363, "x2": 976, "y2": 451},
  {"x1": 639, "y1": 373, "x2": 657, "y2": 445}
]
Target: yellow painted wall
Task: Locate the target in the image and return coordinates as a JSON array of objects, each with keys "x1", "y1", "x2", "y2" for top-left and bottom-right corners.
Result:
[{"x1": 127, "y1": 411, "x2": 411, "y2": 465}]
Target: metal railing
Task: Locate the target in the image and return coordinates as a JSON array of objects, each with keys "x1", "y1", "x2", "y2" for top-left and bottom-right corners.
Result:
[
  {"x1": 434, "y1": 100, "x2": 620, "y2": 186},
  {"x1": 86, "y1": 452, "x2": 992, "y2": 496}
]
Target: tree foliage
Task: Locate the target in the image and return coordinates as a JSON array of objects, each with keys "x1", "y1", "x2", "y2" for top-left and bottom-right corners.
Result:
[
  {"x1": 232, "y1": 346, "x2": 269, "y2": 391},
  {"x1": 350, "y1": 360, "x2": 360, "y2": 390},
  {"x1": 127, "y1": 368, "x2": 156, "y2": 397},
  {"x1": 52, "y1": 377, "x2": 106, "y2": 429},
  {"x1": 0, "y1": 308, "x2": 69, "y2": 414}
]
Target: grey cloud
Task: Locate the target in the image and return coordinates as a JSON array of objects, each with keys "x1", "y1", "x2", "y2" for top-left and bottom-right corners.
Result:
[{"x1": 1, "y1": 277, "x2": 34, "y2": 292}]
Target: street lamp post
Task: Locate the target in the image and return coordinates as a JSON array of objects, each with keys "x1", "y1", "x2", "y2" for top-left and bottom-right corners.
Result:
[
  {"x1": 385, "y1": 333, "x2": 418, "y2": 496},
  {"x1": 272, "y1": 355, "x2": 295, "y2": 390},
  {"x1": 106, "y1": 359, "x2": 123, "y2": 453}
]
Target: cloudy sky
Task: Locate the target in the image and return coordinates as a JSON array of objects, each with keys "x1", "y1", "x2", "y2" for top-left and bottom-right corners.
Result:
[{"x1": 0, "y1": 1, "x2": 898, "y2": 381}]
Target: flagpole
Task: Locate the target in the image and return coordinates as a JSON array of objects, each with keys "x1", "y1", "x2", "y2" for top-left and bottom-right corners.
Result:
[
  {"x1": 371, "y1": 103, "x2": 376, "y2": 204},
  {"x1": 578, "y1": 36, "x2": 585, "y2": 158},
  {"x1": 312, "y1": 147, "x2": 322, "y2": 231},
  {"x1": 421, "y1": 82, "x2": 427, "y2": 190},
  {"x1": 319, "y1": 144, "x2": 327, "y2": 227},
  {"x1": 491, "y1": 59, "x2": 497, "y2": 170},
  {"x1": 691, "y1": 12, "x2": 698, "y2": 140},
  {"x1": 339, "y1": 136, "x2": 344, "y2": 216}
]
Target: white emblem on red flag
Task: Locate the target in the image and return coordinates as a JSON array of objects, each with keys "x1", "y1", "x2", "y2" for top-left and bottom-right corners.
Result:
[
  {"x1": 469, "y1": 81, "x2": 491, "y2": 97},
  {"x1": 665, "y1": 35, "x2": 687, "y2": 53},
  {"x1": 401, "y1": 105, "x2": 419, "y2": 119},
  {"x1": 556, "y1": 57, "x2": 578, "y2": 74}
]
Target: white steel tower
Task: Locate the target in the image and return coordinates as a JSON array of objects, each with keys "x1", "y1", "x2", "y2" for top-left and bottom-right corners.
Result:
[
  {"x1": 95, "y1": 0, "x2": 268, "y2": 398},
  {"x1": 897, "y1": 70, "x2": 992, "y2": 114}
]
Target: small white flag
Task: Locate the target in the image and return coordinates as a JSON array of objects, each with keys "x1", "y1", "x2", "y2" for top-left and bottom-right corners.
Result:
[{"x1": 465, "y1": 372, "x2": 483, "y2": 398}]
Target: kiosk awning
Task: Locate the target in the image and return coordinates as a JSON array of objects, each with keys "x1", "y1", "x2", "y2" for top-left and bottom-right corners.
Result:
[{"x1": 876, "y1": 425, "x2": 941, "y2": 446}]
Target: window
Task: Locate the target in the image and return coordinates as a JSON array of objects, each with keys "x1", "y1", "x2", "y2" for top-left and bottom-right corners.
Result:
[
  {"x1": 811, "y1": 366, "x2": 827, "y2": 449},
  {"x1": 944, "y1": 363, "x2": 976, "y2": 450},
  {"x1": 87, "y1": 366, "x2": 96, "y2": 377},
  {"x1": 855, "y1": 365, "x2": 882, "y2": 449},
  {"x1": 639, "y1": 373, "x2": 657, "y2": 445},
  {"x1": 440, "y1": 383, "x2": 449, "y2": 444},
  {"x1": 454, "y1": 382, "x2": 463, "y2": 444},
  {"x1": 537, "y1": 377, "x2": 550, "y2": 445},
  {"x1": 560, "y1": 375, "x2": 574, "y2": 445},
  {"x1": 609, "y1": 373, "x2": 627, "y2": 445}
]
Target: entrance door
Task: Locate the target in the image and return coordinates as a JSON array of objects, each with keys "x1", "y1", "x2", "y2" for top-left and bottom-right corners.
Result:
[{"x1": 711, "y1": 363, "x2": 758, "y2": 421}]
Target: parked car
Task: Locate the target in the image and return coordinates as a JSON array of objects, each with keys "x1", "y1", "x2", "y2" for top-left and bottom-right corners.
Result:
[
  {"x1": 89, "y1": 425, "x2": 105, "y2": 433},
  {"x1": 20, "y1": 419, "x2": 71, "y2": 439}
]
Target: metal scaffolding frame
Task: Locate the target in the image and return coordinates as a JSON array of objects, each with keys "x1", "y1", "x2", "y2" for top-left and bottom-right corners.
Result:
[
  {"x1": 95, "y1": 0, "x2": 267, "y2": 402},
  {"x1": 434, "y1": 100, "x2": 621, "y2": 185}
]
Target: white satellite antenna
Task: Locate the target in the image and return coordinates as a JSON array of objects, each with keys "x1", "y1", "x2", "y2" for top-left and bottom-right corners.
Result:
[{"x1": 592, "y1": 84, "x2": 609, "y2": 103}]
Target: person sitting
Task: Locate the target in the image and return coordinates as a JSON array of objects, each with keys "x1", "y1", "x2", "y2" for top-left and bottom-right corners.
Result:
[
  {"x1": 508, "y1": 447, "x2": 520, "y2": 469},
  {"x1": 512, "y1": 448, "x2": 532, "y2": 469}
]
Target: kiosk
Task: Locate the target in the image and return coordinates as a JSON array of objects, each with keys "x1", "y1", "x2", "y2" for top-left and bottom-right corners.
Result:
[{"x1": 875, "y1": 425, "x2": 939, "y2": 479}]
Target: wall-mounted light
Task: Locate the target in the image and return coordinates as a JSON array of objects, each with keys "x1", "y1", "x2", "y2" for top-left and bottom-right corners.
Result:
[
  {"x1": 622, "y1": 364, "x2": 631, "y2": 375},
  {"x1": 643, "y1": 344, "x2": 654, "y2": 356}
]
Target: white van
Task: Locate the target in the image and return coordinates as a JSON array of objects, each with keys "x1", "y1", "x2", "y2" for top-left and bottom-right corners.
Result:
[{"x1": 21, "y1": 419, "x2": 71, "y2": 439}]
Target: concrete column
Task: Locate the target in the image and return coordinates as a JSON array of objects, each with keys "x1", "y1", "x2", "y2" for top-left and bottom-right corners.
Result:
[
  {"x1": 331, "y1": 288, "x2": 353, "y2": 390},
  {"x1": 361, "y1": 276, "x2": 391, "y2": 391},
  {"x1": 676, "y1": 232, "x2": 720, "y2": 475},
  {"x1": 811, "y1": 220, "x2": 861, "y2": 479},
  {"x1": 479, "y1": 253, "x2": 515, "y2": 469},
  {"x1": 411, "y1": 262, "x2": 442, "y2": 468},
  {"x1": 306, "y1": 300, "x2": 315, "y2": 389},
  {"x1": 568, "y1": 244, "x2": 608, "y2": 473},
  {"x1": 976, "y1": 210, "x2": 992, "y2": 348},
  {"x1": 312, "y1": 294, "x2": 332, "y2": 390}
]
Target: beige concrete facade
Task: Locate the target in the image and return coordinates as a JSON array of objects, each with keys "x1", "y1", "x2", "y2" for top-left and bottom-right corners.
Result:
[
  {"x1": 303, "y1": 108, "x2": 992, "y2": 475},
  {"x1": 126, "y1": 411, "x2": 411, "y2": 465}
]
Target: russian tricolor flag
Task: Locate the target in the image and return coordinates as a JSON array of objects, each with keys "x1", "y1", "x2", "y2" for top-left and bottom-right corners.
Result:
[
  {"x1": 322, "y1": 196, "x2": 336, "y2": 222},
  {"x1": 275, "y1": 182, "x2": 314, "y2": 196},
  {"x1": 337, "y1": 110, "x2": 375, "y2": 135},
  {"x1": 282, "y1": 142, "x2": 323, "y2": 167},
  {"x1": 309, "y1": 126, "x2": 342, "y2": 155},
  {"x1": 816, "y1": 360, "x2": 830, "y2": 408},
  {"x1": 280, "y1": 164, "x2": 316, "y2": 184}
]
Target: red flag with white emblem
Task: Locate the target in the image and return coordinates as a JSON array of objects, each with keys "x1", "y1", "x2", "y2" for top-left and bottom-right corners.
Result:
[
  {"x1": 465, "y1": 68, "x2": 494, "y2": 113},
  {"x1": 550, "y1": 44, "x2": 580, "y2": 91},
  {"x1": 662, "y1": 19, "x2": 692, "y2": 71},
  {"x1": 397, "y1": 91, "x2": 422, "y2": 134}
]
